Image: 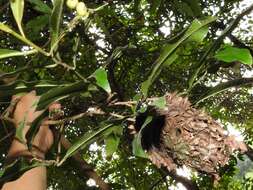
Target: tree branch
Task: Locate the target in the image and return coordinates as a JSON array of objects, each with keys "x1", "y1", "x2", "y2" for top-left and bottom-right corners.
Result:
[
  {"x1": 214, "y1": 22, "x2": 253, "y2": 55},
  {"x1": 108, "y1": 59, "x2": 124, "y2": 101},
  {"x1": 165, "y1": 170, "x2": 199, "y2": 190},
  {"x1": 189, "y1": 3, "x2": 253, "y2": 90},
  {"x1": 60, "y1": 135, "x2": 111, "y2": 190},
  {"x1": 194, "y1": 77, "x2": 253, "y2": 105},
  {"x1": 245, "y1": 144, "x2": 253, "y2": 161}
]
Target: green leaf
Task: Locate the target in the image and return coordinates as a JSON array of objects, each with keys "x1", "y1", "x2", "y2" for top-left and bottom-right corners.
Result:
[
  {"x1": 151, "y1": 96, "x2": 166, "y2": 109},
  {"x1": 26, "y1": 110, "x2": 48, "y2": 151},
  {"x1": 215, "y1": 46, "x2": 253, "y2": 65},
  {"x1": 0, "y1": 80, "x2": 69, "y2": 101},
  {"x1": 180, "y1": 2, "x2": 194, "y2": 17},
  {"x1": 133, "y1": 94, "x2": 142, "y2": 101},
  {"x1": 132, "y1": 136, "x2": 147, "y2": 158},
  {"x1": 186, "y1": 0, "x2": 202, "y2": 17},
  {"x1": 149, "y1": 0, "x2": 161, "y2": 16},
  {"x1": 26, "y1": 15, "x2": 50, "y2": 40},
  {"x1": 163, "y1": 52, "x2": 179, "y2": 67},
  {"x1": 141, "y1": 17, "x2": 216, "y2": 96},
  {"x1": 37, "y1": 81, "x2": 88, "y2": 110},
  {"x1": 27, "y1": 0, "x2": 52, "y2": 14},
  {"x1": 15, "y1": 115, "x2": 27, "y2": 143},
  {"x1": 93, "y1": 68, "x2": 111, "y2": 93},
  {"x1": 132, "y1": 116, "x2": 152, "y2": 158},
  {"x1": 58, "y1": 124, "x2": 113, "y2": 166},
  {"x1": 102, "y1": 125, "x2": 123, "y2": 138},
  {"x1": 105, "y1": 134, "x2": 120, "y2": 157},
  {"x1": 0, "y1": 23, "x2": 13, "y2": 33},
  {"x1": 0, "y1": 49, "x2": 37, "y2": 59},
  {"x1": 187, "y1": 25, "x2": 208, "y2": 43},
  {"x1": 50, "y1": 0, "x2": 63, "y2": 52},
  {"x1": 0, "y1": 23, "x2": 49, "y2": 56},
  {"x1": 16, "y1": 99, "x2": 39, "y2": 143},
  {"x1": 0, "y1": 169, "x2": 5, "y2": 178},
  {"x1": 10, "y1": 0, "x2": 25, "y2": 37},
  {"x1": 80, "y1": 91, "x2": 92, "y2": 98},
  {"x1": 141, "y1": 80, "x2": 150, "y2": 98},
  {"x1": 0, "y1": 157, "x2": 51, "y2": 186}
]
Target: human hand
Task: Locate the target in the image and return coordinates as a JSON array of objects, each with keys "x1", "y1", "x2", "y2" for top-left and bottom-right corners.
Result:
[
  {"x1": 9, "y1": 91, "x2": 61, "y2": 158},
  {"x1": 12, "y1": 91, "x2": 42, "y2": 139}
]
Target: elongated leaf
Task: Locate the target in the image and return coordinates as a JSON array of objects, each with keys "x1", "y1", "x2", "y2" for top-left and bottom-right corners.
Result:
[
  {"x1": 26, "y1": 15, "x2": 50, "y2": 40},
  {"x1": 0, "y1": 49, "x2": 37, "y2": 59},
  {"x1": 15, "y1": 115, "x2": 28, "y2": 143},
  {"x1": 104, "y1": 125, "x2": 123, "y2": 136},
  {"x1": 141, "y1": 17, "x2": 216, "y2": 96},
  {"x1": 132, "y1": 116, "x2": 152, "y2": 158},
  {"x1": 37, "y1": 81, "x2": 88, "y2": 110},
  {"x1": 93, "y1": 68, "x2": 111, "y2": 93},
  {"x1": 26, "y1": 81, "x2": 89, "y2": 150},
  {"x1": 132, "y1": 136, "x2": 147, "y2": 158},
  {"x1": 149, "y1": 0, "x2": 161, "y2": 16},
  {"x1": 151, "y1": 96, "x2": 166, "y2": 109},
  {"x1": 58, "y1": 124, "x2": 113, "y2": 165},
  {"x1": 105, "y1": 125, "x2": 123, "y2": 157},
  {"x1": 187, "y1": 25, "x2": 208, "y2": 43},
  {"x1": 0, "y1": 80, "x2": 69, "y2": 102},
  {"x1": 0, "y1": 23, "x2": 13, "y2": 33},
  {"x1": 17, "y1": 99, "x2": 39, "y2": 144},
  {"x1": 105, "y1": 134, "x2": 120, "y2": 157},
  {"x1": 179, "y1": 2, "x2": 194, "y2": 17},
  {"x1": 50, "y1": 0, "x2": 63, "y2": 52},
  {"x1": 10, "y1": 0, "x2": 25, "y2": 37},
  {"x1": 0, "y1": 157, "x2": 51, "y2": 188},
  {"x1": 27, "y1": 0, "x2": 52, "y2": 14},
  {"x1": 215, "y1": 46, "x2": 252, "y2": 65},
  {"x1": 26, "y1": 110, "x2": 48, "y2": 150},
  {"x1": 163, "y1": 52, "x2": 178, "y2": 67},
  {"x1": 187, "y1": 0, "x2": 202, "y2": 17},
  {"x1": 0, "y1": 23, "x2": 49, "y2": 56}
]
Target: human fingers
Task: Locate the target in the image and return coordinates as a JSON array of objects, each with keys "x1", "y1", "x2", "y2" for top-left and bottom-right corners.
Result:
[
  {"x1": 13, "y1": 91, "x2": 40, "y2": 124},
  {"x1": 11, "y1": 94, "x2": 20, "y2": 101},
  {"x1": 49, "y1": 102, "x2": 61, "y2": 111},
  {"x1": 16, "y1": 90, "x2": 38, "y2": 110},
  {"x1": 48, "y1": 102, "x2": 63, "y2": 119},
  {"x1": 20, "y1": 90, "x2": 37, "y2": 102}
]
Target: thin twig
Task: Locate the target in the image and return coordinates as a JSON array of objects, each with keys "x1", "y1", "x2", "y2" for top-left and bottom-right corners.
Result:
[
  {"x1": 56, "y1": 124, "x2": 64, "y2": 163},
  {"x1": 109, "y1": 101, "x2": 136, "y2": 107},
  {"x1": 109, "y1": 113, "x2": 125, "y2": 119},
  {"x1": 194, "y1": 77, "x2": 253, "y2": 105},
  {"x1": 44, "y1": 108, "x2": 105, "y2": 125},
  {"x1": 52, "y1": 57, "x2": 75, "y2": 71},
  {"x1": 0, "y1": 131, "x2": 14, "y2": 144},
  {"x1": 0, "y1": 117, "x2": 15, "y2": 124}
]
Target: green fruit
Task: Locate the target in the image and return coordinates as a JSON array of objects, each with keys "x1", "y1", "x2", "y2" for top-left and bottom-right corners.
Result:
[
  {"x1": 76, "y1": 2, "x2": 88, "y2": 16},
  {"x1": 66, "y1": 0, "x2": 78, "y2": 9}
]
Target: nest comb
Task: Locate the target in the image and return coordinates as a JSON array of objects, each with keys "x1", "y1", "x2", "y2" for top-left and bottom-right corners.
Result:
[{"x1": 133, "y1": 93, "x2": 247, "y2": 180}]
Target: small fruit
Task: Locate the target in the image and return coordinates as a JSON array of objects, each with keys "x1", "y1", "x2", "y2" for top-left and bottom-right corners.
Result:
[
  {"x1": 76, "y1": 2, "x2": 88, "y2": 16},
  {"x1": 66, "y1": 0, "x2": 78, "y2": 9}
]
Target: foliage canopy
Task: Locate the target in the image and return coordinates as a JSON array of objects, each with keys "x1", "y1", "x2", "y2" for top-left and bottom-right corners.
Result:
[{"x1": 1, "y1": 0, "x2": 253, "y2": 189}]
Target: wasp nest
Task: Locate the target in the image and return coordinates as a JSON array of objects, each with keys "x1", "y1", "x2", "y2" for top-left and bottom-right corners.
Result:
[{"x1": 133, "y1": 93, "x2": 247, "y2": 180}]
